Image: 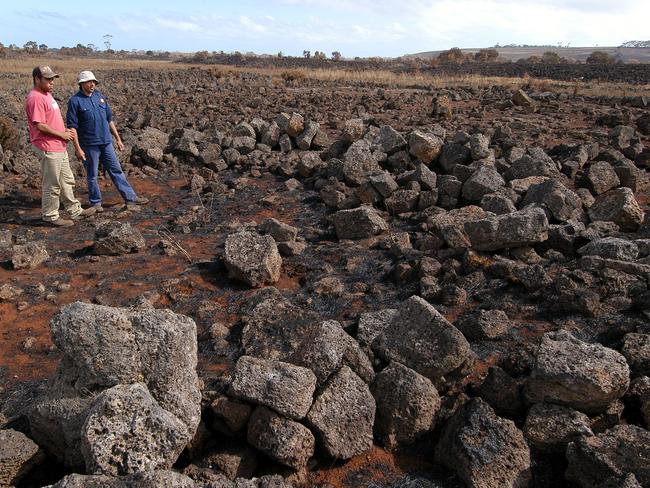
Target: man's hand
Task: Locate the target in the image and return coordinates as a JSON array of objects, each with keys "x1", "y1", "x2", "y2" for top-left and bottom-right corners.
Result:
[
  {"x1": 60, "y1": 129, "x2": 75, "y2": 142},
  {"x1": 75, "y1": 148, "x2": 86, "y2": 162},
  {"x1": 116, "y1": 140, "x2": 125, "y2": 151}
]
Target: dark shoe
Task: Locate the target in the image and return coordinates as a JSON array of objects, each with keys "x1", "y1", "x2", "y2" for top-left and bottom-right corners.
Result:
[
  {"x1": 130, "y1": 196, "x2": 149, "y2": 205},
  {"x1": 46, "y1": 218, "x2": 74, "y2": 227},
  {"x1": 93, "y1": 204, "x2": 105, "y2": 213},
  {"x1": 71, "y1": 206, "x2": 97, "y2": 220}
]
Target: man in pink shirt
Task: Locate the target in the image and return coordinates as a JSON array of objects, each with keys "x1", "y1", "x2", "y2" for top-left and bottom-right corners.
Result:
[{"x1": 25, "y1": 65, "x2": 95, "y2": 226}]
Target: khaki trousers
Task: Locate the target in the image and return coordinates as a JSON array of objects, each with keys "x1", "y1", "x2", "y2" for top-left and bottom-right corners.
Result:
[{"x1": 32, "y1": 146, "x2": 82, "y2": 221}]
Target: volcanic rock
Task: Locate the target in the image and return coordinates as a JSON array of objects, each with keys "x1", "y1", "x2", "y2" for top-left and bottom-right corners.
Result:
[
  {"x1": 522, "y1": 179, "x2": 583, "y2": 222},
  {"x1": 247, "y1": 407, "x2": 315, "y2": 470},
  {"x1": 525, "y1": 331, "x2": 630, "y2": 413},
  {"x1": 588, "y1": 188, "x2": 644, "y2": 232},
  {"x1": 276, "y1": 112, "x2": 304, "y2": 138},
  {"x1": 408, "y1": 130, "x2": 443, "y2": 164},
  {"x1": 224, "y1": 231, "x2": 282, "y2": 287},
  {"x1": 371, "y1": 362, "x2": 440, "y2": 449},
  {"x1": 306, "y1": 366, "x2": 375, "y2": 460},
  {"x1": 94, "y1": 222, "x2": 146, "y2": 255},
  {"x1": 0, "y1": 429, "x2": 44, "y2": 487},
  {"x1": 290, "y1": 319, "x2": 374, "y2": 385},
  {"x1": 229, "y1": 355, "x2": 316, "y2": 420},
  {"x1": 581, "y1": 162, "x2": 621, "y2": 195},
  {"x1": 29, "y1": 302, "x2": 200, "y2": 469},
  {"x1": 578, "y1": 237, "x2": 639, "y2": 261},
  {"x1": 462, "y1": 165, "x2": 505, "y2": 202},
  {"x1": 523, "y1": 403, "x2": 593, "y2": 452},
  {"x1": 464, "y1": 207, "x2": 549, "y2": 252},
  {"x1": 435, "y1": 398, "x2": 531, "y2": 488},
  {"x1": 81, "y1": 383, "x2": 192, "y2": 475},
  {"x1": 566, "y1": 425, "x2": 650, "y2": 488},
  {"x1": 11, "y1": 241, "x2": 49, "y2": 269},
  {"x1": 621, "y1": 333, "x2": 650, "y2": 377},
  {"x1": 331, "y1": 206, "x2": 388, "y2": 240},
  {"x1": 372, "y1": 296, "x2": 473, "y2": 386},
  {"x1": 376, "y1": 125, "x2": 407, "y2": 155}
]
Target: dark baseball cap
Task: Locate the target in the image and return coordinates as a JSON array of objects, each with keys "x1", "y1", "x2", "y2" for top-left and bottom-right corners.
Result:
[{"x1": 32, "y1": 65, "x2": 59, "y2": 79}]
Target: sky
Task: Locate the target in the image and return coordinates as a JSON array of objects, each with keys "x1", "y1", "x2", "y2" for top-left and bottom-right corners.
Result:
[{"x1": 1, "y1": 0, "x2": 649, "y2": 58}]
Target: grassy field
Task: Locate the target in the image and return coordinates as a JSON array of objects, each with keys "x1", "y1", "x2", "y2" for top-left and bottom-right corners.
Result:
[{"x1": 2, "y1": 56, "x2": 649, "y2": 98}]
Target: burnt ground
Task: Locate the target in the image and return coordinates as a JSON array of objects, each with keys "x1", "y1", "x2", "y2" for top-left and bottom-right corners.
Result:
[{"x1": 1, "y1": 66, "x2": 650, "y2": 487}]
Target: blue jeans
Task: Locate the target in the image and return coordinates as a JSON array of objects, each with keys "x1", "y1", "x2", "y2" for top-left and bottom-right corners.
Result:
[{"x1": 83, "y1": 143, "x2": 136, "y2": 205}]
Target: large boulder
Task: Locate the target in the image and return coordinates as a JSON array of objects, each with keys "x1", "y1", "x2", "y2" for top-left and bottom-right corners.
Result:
[
  {"x1": 439, "y1": 143, "x2": 471, "y2": 172},
  {"x1": 522, "y1": 179, "x2": 583, "y2": 222},
  {"x1": 0, "y1": 429, "x2": 44, "y2": 487},
  {"x1": 94, "y1": 222, "x2": 145, "y2": 256},
  {"x1": 331, "y1": 206, "x2": 388, "y2": 240},
  {"x1": 29, "y1": 302, "x2": 201, "y2": 470},
  {"x1": 295, "y1": 120, "x2": 320, "y2": 150},
  {"x1": 435, "y1": 398, "x2": 531, "y2": 488},
  {"x1": 228, "y1": 356, "x2": 316, "y2": 420},
  {"x1": 11, "y1": 241, "x2": 49, "y2": 269},
  {"x1": 376, "y1": 125, "x2": 407, "y2": 155},
  {"x1": 525, "y1": 331, "x2": 630, "y2": 413},
  {"x1": 371, "y1": 362, "x2": 440, "y2": 449},
  {"x1": 505, "y1": 153, "x2": 560, "y2": 180},
  {"x1": 306, "y1": 366, "x2": 375, "y2": 460},
  {"x1": 289, "y1": 320, "x2": 374, "y2": 385},
  {"x1": 581, "y1": 161, "x2": 621, "y2": 195},
  {"x1": 464, "y1": 207, "x2": 549, "y2": 252},
  {"x1": 588, "y1": 188, "x2": 644, "y2": 232},
  {"x1": 372, "y1": 296, "x2": 474, "y2": 386},
  {"x1": 224, "y1": 231, "x2": 282, "y2": 287},
  {"x1": 462, "y1": 165, "x2": 505, "y2": 202},
  {"x1": 408, "y1": 130, "x2": 443, "y2": 164},
  {"x1": 566, "y1": 425, "x2": 650, "y2": 488},
  {"x1": 523, "y1": 403, "x2": 592, "y2": 452},
  {"x1": 341, "y1": 139, "x2": 382, "y2": 186},
  {"x1": 81, "y1": 383, "x2": 192, "y2": 475},
  {"x1": 276, "y1": 112, "x2": 304, "y2": 138},
  {"x1": 247, "y1": 407, "x2": 315, "y2": 470},
  {"x1": 578, "y1": 237, "x2": 639, "y2": 261}
]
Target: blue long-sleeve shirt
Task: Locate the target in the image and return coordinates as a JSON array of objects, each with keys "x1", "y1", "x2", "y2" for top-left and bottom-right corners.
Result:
[{"x1": 66, "y1": 90, "x2": 113, "y2": 146}]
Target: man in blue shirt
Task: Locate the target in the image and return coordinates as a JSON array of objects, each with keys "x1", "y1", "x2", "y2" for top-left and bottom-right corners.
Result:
[{"x1": 67, "y1": 70, "x2": 148, "y2": 212}]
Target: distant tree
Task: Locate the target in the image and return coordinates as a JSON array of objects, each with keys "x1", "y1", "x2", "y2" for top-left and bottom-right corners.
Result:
[
  {"x1": 474, "y1": 48, "x2": 498, "y2": 62},
  {"x1": 0, "y1": 42, "x2": 5, "y2": 58},
  {"x1": 103, "y1": 34, "x2": 113, "y2": 51},
  {"x1": 541, "y1": 51, "x2": 562, "y2": 64},
  {"x1": 277, "y1": 51, "x2": 283, "y2": 58},
  {"x1": 87, "y1": 43, "x2": 98, "y2": 52},
  {"x1": 23, "y1": 41, "x2": 38, "y2": 52},
  {"x1": 331, "y1": 51, "x2": 342, "y2": 61},
  {"x1": 586, "y1": 50, "x2": 614, "y2": 64},
  {"x1": 314, "y1": 51, "x2": 326, "y2": 60},
  {"x1": 303, "y1": 50, "x2": 310, "y2": 59},
  {"x1": 146, "y1": 50, "x2": 154, "y2": 56},
  {"x1": 38, "y1": 43, "x2": 48, "y2": 52}
]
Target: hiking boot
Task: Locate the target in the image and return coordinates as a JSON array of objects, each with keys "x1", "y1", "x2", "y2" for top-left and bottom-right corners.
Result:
[
  {"x1": 124, "y1": 203, "x2": 142, "y2": 212},
  {"x1": 93, "y1": 204, "x2": 105, "y2": 213},
  {"x1": 46, "y1": 218, "x2": 74, "y2": 227},
  {"x1": 130, "y1": 196, "x2": 149, "y2": 205},
  {"x1": 71, "y1": 206, "x2": 97, "y2": 220}
]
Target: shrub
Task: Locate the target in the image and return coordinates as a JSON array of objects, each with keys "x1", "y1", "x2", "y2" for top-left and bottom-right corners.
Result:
[
  {"x1": 280, "y1": 70, "x2": 306, "y2": 83},
  {"x1": 586, "y1": 51, "x2": 615, "y2": 64},
  {"x1": 0, "y1": 116, "x2": 20, "y2": 152}
]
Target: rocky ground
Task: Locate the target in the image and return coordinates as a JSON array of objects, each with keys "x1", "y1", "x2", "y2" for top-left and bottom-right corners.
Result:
[{"x1": 1, "y1": 67, "x2": 650, "y2": 488}]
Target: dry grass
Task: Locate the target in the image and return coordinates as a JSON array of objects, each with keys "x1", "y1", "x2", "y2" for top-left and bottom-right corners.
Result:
[{"x1": 2, "y1": 56, "x2": 649, "y2": 98}]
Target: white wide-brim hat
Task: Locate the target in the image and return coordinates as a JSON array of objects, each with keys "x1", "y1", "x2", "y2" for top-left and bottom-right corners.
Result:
[{"x1": 78, "y1": 70, "x2": 99, "y2": 84}]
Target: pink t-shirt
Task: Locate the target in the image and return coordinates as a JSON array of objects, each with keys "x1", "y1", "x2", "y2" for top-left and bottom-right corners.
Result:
[{"x1": 25, "y1": 88, "x2": 67, "y2": 152}]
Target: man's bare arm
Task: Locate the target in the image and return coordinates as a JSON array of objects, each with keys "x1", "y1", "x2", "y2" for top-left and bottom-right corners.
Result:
[{"x1": 35, "y1": 122, "x2": 75, "y2": 142}]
